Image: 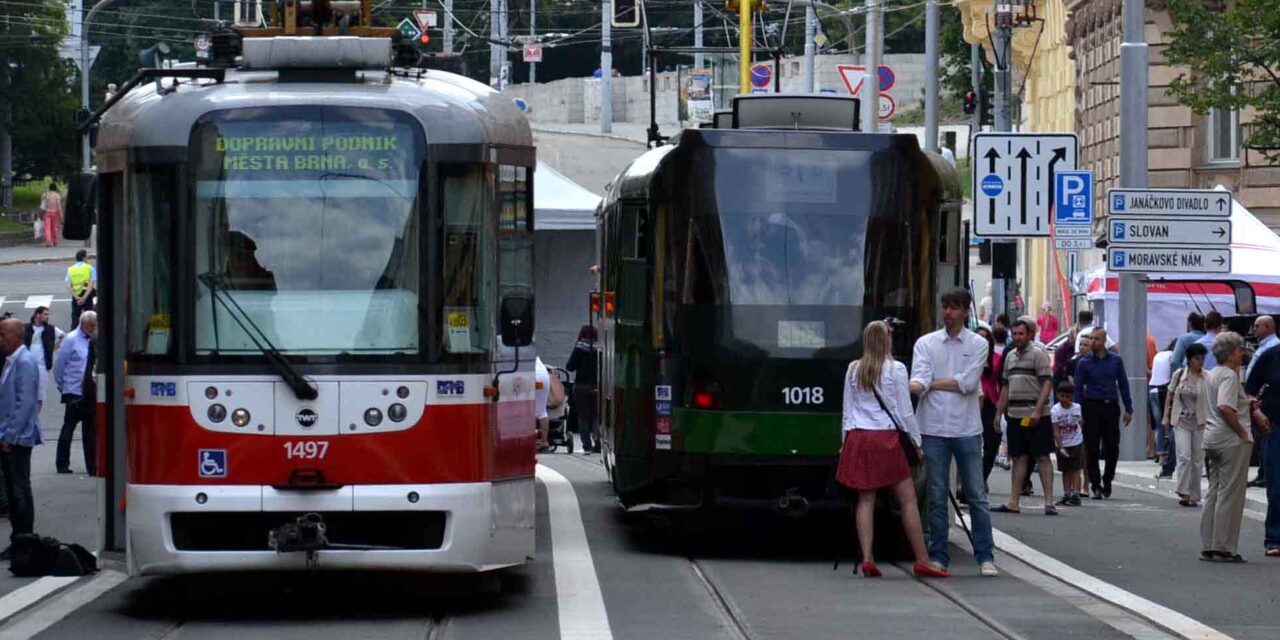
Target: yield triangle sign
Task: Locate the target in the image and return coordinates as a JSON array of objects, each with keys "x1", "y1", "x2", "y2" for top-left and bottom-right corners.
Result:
[{"x1": 836, "y1": 64, "x2": 865, "y2": 96}]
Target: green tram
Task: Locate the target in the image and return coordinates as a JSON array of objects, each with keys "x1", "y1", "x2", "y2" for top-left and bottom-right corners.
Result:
[{"x1": 594, "y1": 96, "x2": 966, "y2": 513}]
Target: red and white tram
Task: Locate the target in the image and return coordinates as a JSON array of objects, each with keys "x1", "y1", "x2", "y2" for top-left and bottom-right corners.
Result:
[{"x1": 71, "y1": 4, "x2": 538, "y2": 575}]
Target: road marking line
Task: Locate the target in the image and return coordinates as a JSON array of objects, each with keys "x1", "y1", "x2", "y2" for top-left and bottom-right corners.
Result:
[
  {"x1": 22, "y1": 295, "x2": 53, "y2": 309},
  {"x1": 0, "y1": 577, "x2": 78, "y2": 626},
  {"x1": 536, "y1": 464, "x2": 614, "y2": 640},
  {"x1": 961, "y1": 514, "x2": 1230, "y2": 640},
  {"x1": 0, "y1": 569, "x2": 126, "y2": 638}
]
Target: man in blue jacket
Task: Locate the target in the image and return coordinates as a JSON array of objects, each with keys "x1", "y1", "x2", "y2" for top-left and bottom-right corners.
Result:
[{"x1": 0, "y1": 317, "x2": 43, "y2": 559}]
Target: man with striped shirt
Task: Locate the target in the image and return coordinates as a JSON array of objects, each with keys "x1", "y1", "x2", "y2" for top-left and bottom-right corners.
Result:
[{"x1": 993, "y1": 319, "x2": 1058, "y2": 515}]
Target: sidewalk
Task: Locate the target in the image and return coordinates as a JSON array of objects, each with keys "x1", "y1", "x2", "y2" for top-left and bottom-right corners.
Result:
[
  {"x1": 530, "y1": 121, "x2": 657, "y2": 145},
  {"x1": 1113, "y1": 460, "x2": 1269, "y2": 514},
  {"x1": 0, "y1": 244, "x2": 94, "y2": 267}
]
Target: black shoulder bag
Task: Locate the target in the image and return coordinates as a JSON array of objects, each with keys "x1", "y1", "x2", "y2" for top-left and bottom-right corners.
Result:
[{"x1": 870, "y1": 384, "x2": 921, "y2": 467}]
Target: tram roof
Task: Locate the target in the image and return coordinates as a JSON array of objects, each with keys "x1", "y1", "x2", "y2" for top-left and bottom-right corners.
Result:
[
  {"x1": 608, "y1": 128, "x2": 961, "y2": 204},
  {"x1": 97, "y1": 65, "x2": 532, "y2": 154}
]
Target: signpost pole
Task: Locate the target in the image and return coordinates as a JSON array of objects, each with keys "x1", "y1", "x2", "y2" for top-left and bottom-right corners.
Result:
[
  {"x1": 924, "y1": 0, "x2": 939, "y2": 151},
  {"x1": 990, "y1": 1, "x2": 1015, "y2": 320},
  {"x1": 1117, "y1": 0, "x2": 1150, "y2": 462},
  {"x1": 529, "y1": 0, "x2": 536, "y2": 83},
  {"x1": 601, "y1": 1, "x2": 613, "y2": 134}
]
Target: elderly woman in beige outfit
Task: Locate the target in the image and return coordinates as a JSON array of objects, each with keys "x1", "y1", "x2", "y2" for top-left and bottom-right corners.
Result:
[
  {"x1": 1200, "y1": 332, "x2": 1271, "y2": 563},
  {"x1": 1164, "y1": 342, "x2": 1210, "y2": 507}
]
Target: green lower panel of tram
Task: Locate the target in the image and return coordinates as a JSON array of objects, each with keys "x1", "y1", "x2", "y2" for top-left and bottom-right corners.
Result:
[{"x1": 672, "y1": 409, "x2": 841, "y2": 456}]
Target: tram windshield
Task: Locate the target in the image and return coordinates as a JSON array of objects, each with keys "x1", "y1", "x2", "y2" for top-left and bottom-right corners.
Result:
[
  {"x1": 683, "y1": 145, "x2": 922, "y2": 358},
  {"x1": 191, "y1": 106, "x2": 424, "y2": 357}
]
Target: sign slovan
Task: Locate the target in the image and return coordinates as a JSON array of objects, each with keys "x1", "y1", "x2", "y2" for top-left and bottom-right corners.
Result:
[{"x1": 1105, "y1": 188, "x2": 1234, "y2": 274}]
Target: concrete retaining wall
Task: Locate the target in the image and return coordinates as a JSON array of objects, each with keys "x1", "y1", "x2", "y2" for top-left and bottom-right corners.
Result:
[{"x1": 506, "y1": 53, "x2": 930, "y2": 127}]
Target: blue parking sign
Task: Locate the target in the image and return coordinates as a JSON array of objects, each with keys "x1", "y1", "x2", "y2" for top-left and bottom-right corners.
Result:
[{"x1": 1055, "y1": 171, "x2": 1093, "y2": 226}]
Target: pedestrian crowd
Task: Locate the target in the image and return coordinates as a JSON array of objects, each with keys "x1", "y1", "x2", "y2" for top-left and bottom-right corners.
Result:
[
  {"x1": 837, "y1": 289, "x2": 1280, "y2": 580},
  {"x1": 0, "y1": 253, "x2": 99, "y2": 560}
]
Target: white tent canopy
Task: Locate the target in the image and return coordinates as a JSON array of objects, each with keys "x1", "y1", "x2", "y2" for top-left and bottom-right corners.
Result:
[
  {"x1": 1083, "y1": 186, "x2": 1280, "y2": 347},
  {"x1": 534, "y1": 161, "x2": 601, "y2": 231}
]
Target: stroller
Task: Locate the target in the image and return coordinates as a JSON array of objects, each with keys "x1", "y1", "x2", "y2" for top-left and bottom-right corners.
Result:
[{"x1": 545, "y1": 366, "x2": 576, "y2": 453}]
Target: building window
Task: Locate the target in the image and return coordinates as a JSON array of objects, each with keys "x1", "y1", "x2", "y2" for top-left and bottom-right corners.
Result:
[{"x1": 1208, "y1": 107, "x2": 1240, "y2": 163}]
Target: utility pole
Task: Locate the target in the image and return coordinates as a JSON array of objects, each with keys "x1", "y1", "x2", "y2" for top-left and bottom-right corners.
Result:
[
  {"x1": 444, "y1": 0, "x2": 454, "y2": 53},
  {"x1": 601, "y1": 1, "x2": 613, "y2": 133},
  {"x1": 489, "y1": 0, "x2": 502, "y2": 89},
  {"x1": 924, "y1": 0, "x2": 939, "y2": 151},
  {"x1": 694, "y1": 0, "x2": 704, "y2": 70},
  {"x1": 82, "y1": 0, "x2": 122, "y2": 173},
  {"x1": 860, "y1": 0, "x2": 880, "y2": 133},
  {"x1": 990, "y1": 0, "x2": 1014, "y2": 320},
  {"x1": 738, "y1": 0, "x2": 753, "y2": 94},
  {"x1": 803, "y1": 4, "x2": 816, "y2": 93},
  {"x1": 529, "y1": 0, "x2": 536, "y2": 83},
  {"x1": 1117, "y1": 0, "x2": 1150, "y2": 460},
  {"x1": 214, "y1": 1, "x2": 220, "y2": 22}
]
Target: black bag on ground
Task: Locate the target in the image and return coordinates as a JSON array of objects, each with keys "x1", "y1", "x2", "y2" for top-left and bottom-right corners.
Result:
[{"x1": 9, "y1": 534, "x2": 98, "y2": 577}]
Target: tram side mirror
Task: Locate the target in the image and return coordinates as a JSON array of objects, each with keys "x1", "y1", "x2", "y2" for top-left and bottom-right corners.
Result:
[
  {"x1": 62, "y1": 172, "x2": 97, "y2": 241},
  {"x1": 500, "y1": 295, "x2": 534, "y2": 347}
]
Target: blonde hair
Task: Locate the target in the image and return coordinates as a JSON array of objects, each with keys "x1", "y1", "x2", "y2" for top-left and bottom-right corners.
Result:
[{"x1": 855, "y1": 320, "x2": 894, "y2": 391}]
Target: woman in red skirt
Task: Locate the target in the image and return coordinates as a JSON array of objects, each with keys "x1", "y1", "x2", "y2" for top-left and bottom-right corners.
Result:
[{"x1": 838, "y1": 321, "x2": 948, "y2": 578}]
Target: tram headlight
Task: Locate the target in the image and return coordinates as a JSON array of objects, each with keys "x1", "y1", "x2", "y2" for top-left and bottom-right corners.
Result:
[
  {"x1": 364, "y1": 407, "x2": 384, "y2": 427},
  {"x1": 388, "y1": 403, "x2": 407, "y2": 423},
  {"x1": 205, "y1": 386, "x2": 218, "y2": 400},
  {"x1": 396, "y1": 386, "x2": 410, "y2": 399},
  {"x1": 207, "y1": 404, "x2": 227, "y2": 423},
  {"x1": 231, "y1": 408, "x2": 251, "y2": 428}
]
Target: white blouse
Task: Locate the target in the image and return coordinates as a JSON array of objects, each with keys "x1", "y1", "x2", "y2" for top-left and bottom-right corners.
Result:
[{"x1": 842, "y1": 360, "x2": 921, "y2": 447}]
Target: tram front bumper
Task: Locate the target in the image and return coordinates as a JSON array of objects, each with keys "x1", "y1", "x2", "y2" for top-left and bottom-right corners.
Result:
[{"x1": 126, "y1": 480, "x2": 534, "y2": 576}]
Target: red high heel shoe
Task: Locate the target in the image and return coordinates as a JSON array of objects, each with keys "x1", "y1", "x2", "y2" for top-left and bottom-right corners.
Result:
[
  {"x1": 860, "y1": 561, "x2": 882, "y2": 578},
  {"x1": 913, "y1": 561, "x2": 950, "y2": 578}
]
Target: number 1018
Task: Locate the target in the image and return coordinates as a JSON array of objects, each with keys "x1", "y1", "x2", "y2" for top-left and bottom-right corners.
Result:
[{"x1": 781, "y1": 387, "x2": 824, "y2": 405}]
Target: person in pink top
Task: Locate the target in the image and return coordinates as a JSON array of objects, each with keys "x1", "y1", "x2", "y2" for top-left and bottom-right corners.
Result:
[
  {"x1": 1037, "y1": 301, "x2": 1060, "y2": 344},
  {"x1": 39, "y1": 184, "x2": 62, "y2": 248},
  {"x1": 977, "y1": 326, "x2": 1004, "y2": 485}
]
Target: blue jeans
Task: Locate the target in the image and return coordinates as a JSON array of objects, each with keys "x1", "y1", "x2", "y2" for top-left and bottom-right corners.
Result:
[
  {"x1": 1150, "y1": 387, "x2": 1176, "y2": 475},
  {"x1": 1265, "y1": 430, "x2": 1280, "y2": 548},
  {"x1": 923, "y1": 434, "x2": 995, "y2": 565}
]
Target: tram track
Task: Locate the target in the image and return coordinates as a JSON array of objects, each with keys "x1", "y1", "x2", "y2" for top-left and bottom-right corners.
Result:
[
  {"x1": 687, "y1": 558, "x2": 755, "y2": 640},
  {"x1": 889, "y1": 562, "x2": 1031, "y2": 640}
]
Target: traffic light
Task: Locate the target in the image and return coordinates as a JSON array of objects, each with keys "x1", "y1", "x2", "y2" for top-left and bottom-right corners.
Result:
[
  {"x1": 963, "y1": 90, "x2": 977, "y2": 115},
  {"x1": 612, "y1": 0, "x2": 640, "y2": 27},
  {"x1": 418, "y1": 33, "x2": 430, "y2": 47},
  {"x1": 979, "y1": 88, "x2": 993, "y2": 126}
]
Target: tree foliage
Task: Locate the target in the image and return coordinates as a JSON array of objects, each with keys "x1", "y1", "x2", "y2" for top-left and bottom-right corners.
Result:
[
  {"x1": 1166, "y1": 0, "x2": 1280, "y2": 160},
  {"x1": 1, "y1": 0, "x2": 78, "y2": 180}
]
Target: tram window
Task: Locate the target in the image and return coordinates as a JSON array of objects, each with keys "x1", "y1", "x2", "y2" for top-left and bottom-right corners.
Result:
[
  {"x1": 441, "y1": 165, "x2": 493, "y2": 356},
  {"x1": 128, "y1": 167, "x2": 175, "y2": 356},
  {"x1": 190, "y1": 106, "x2": 424, "y2": 358},
  {"x1": 498, "y1": 164, "x2": 534, "y2": 304},
  {"x1": 499, "y1": 165, "x2": 530, "y2": 232}
]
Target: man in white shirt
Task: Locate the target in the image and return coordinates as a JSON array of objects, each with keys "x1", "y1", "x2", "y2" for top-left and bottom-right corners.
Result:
[
  {"x1": 910, "y1": 288, "x2": 998, "y2": 577},
  {"x1": 1073, "y1": 309, "x2": 1117, "y2": 355}
]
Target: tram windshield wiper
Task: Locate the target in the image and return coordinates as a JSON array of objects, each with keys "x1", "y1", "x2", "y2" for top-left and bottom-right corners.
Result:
[{"x1": 198, "y1": 272, "x2": 319, "y2": 401}]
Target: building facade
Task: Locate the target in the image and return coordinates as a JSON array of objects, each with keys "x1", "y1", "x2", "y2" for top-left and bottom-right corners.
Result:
[{"x1": 1067, "y1": 0, "x2": 1280, "y2": 231}]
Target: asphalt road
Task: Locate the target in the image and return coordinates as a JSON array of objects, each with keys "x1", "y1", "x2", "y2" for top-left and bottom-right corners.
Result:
[{"x1": 0, "y1": 437, "x2": 1201, "y2": 640}]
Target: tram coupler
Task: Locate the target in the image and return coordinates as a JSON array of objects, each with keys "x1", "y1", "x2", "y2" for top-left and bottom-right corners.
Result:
[
  {"x1": 775, "y1": 488, "x2": 810, "y2": 518},
  {"x1": 268, "y1": 513, "x2": 329, "y2": 555}
]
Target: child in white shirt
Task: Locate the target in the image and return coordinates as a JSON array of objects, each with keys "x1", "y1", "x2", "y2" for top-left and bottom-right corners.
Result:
[{"x1": 1050, "y1": 381, "x2": 1085, "y2": 506}]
